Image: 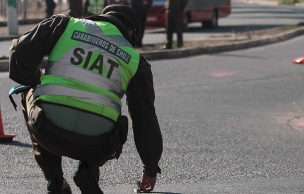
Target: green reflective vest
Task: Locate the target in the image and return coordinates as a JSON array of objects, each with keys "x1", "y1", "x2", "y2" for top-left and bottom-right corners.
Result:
[
  {"x1": 88, "y1": 0, "x2": 105, "y2": 15},
  {"x1": 34, "y1": 17, "x2": 140, "y2": 121}
]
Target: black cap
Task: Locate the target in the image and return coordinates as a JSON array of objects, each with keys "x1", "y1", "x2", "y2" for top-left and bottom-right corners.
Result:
[{"x1": 102, "y1": 4, "x2": 142, "y2": 41}]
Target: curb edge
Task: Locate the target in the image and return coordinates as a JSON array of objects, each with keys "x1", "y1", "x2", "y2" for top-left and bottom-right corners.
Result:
[{"x1": 1, "y1": 26, "x2": 304, "y2": 72}]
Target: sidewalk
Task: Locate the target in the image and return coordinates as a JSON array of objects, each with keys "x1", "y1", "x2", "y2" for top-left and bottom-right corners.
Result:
[
  {"x1": 241, "y1": 0, "x2": 280, "y2": 5},
  {"x1": 0, "y1": 23, "x2": 41, "y2": 41},
  {"x1": 1, "y1": 23, "x2": 304, "y2": 72},
  {"x1": 238, "y1": 0, "x2": 304, "y2": 6}
]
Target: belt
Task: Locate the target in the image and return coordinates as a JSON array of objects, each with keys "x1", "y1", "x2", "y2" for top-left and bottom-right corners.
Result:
[{"x1": 41, "y1": 117, "x2": 118, "y2": 145}]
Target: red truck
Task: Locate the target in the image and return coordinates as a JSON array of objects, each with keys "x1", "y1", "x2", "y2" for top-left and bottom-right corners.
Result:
[{"x1": 146, "y1": 0, "x2": 231, "y2": 30}]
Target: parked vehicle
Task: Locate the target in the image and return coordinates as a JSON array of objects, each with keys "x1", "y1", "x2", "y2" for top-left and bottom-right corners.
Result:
[{"x1": 146, "y1": 0, "x2": 231, "y2": 30}]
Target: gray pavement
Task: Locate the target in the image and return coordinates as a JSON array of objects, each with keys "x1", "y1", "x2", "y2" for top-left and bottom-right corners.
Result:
[{"x1": 243, "y1": 0, "x2": 304, "y2": 6}]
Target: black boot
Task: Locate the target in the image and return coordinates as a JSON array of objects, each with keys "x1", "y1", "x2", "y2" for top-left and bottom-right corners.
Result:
[
  {"x1": 73, "y1": 162, "x2": 104, "y2": 194},
  {"x1": 47, "y1": 178, "x2": 72, "y2": 194}
]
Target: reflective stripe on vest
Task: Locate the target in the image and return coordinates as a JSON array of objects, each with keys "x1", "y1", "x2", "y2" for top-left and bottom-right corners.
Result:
[
  {"x1": 35, "y1": 18, "x2": 140, "y2": 121},
  {"x1": 88, "y1": 0, "x2": 105, "y2": 14},
  {"x1": 34, "y1": 84, "x2": 120, "y2": 112},
  {"x1": 46, "y1": 61, "x2": 124, "y2": 99}
]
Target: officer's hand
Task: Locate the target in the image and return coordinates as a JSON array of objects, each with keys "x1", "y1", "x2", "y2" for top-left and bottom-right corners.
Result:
[{"x1": 140, "y1": 172, "x2": 157, "y2": 192}]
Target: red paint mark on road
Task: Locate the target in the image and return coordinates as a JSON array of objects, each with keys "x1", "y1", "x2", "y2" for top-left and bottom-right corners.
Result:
[
  {"x1": 290, "y1": 118, "x2": 304, "y2": 127},
  {"x1": 209, "y1": 71, "x2": 239, "y2": 78}
]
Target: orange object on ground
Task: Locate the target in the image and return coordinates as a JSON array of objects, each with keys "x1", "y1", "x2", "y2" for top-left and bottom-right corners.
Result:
[
  {"x1": 292, "y1": 57, "x2": 304, "y2": 64},
  {"x1": 0, "y1": 108, "x2": 16, "y2": 141}
]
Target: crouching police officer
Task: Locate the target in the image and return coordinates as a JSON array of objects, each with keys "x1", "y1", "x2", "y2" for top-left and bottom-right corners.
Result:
[{"x1": 8, "y1": 4, "x2": 163, "y2": 194}]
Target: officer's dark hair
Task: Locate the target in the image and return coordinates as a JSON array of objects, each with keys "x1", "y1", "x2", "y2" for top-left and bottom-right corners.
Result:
[
  {"x1": 102, "y1": 5, "x2": 142, "y2": 46},
  {"x1": 105, "y1": 11, "x2": 135, "y2": 44}
]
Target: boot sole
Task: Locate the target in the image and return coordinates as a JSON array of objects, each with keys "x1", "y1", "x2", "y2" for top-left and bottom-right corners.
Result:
[
  {"x1": 73, "y1": 170, "x2": 103, "y2": 194},
  {"x1": 73, "y1": 170, "x2": 98, "y2": 188}
]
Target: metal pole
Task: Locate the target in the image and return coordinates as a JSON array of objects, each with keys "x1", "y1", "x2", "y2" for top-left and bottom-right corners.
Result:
[
  {"x1": 6, "y1": 0, "x2": 19, "y2": 35},
  {"x1": 58, "y1": 0, "x2": 62, "y2": 13},
  {"x1": 23, "y1": 0, "x2": 27, "y2": 21}
]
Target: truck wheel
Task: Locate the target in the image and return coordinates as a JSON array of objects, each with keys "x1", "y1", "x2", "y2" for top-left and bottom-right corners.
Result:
[{"x1": 202, "y1": 10, "x2": 218, "y2": 28}]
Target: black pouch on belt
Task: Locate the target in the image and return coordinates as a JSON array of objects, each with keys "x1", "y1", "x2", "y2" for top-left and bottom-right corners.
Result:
[
  {"x1": 117, "y1": 115, "x2": 128, "y2": 145},
  {"x1": 113, "y1": 115, "x2": 129, "y2": 159},
  {"x1": 100, "y1": 115, "x2": 129, "y2": 160},
  {"x1": 28, "y1": 104, "x2": 45, "y2": 133},
  {"x1": 25, "y1": 89, "x2": 45, "y2": 133}
]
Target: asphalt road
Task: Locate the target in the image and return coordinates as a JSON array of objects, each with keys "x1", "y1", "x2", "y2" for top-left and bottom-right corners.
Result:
[{"x1": 1, "y1": 25, "x2": 304, "y2": 193}]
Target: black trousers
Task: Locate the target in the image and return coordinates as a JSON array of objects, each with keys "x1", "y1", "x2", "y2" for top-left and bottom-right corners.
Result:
[
  {"x1": 133, "y1": 8, "x2": 148, "y2": 47},
  {"x1": 165, "y1": 11, "x2": 184, "y2": 48},
  {"x1": 21, "y1": 89, "x2": 116, "y2": 181}
]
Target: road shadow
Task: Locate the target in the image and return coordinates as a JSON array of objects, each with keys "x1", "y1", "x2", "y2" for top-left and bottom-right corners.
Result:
[
  {"x1": 148, "y1": 24, "x2": 283, "y2": 35},
  {"x1": 137, "y1": 192, "x2": 182, "y2": 194},
  {"x1": 186, "y1": 24, "x2": 283, "y2": 34},
  {"x1": 216, "y1": 53, "x2": 266, "y2": 59},
  {"x1": 0, "y1": 140, "x2": 32, "y2": 148}
]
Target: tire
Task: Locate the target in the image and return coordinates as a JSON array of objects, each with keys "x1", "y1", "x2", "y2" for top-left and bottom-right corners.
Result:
[{"x1": 202, "y1": 10, "x2": 218, "y2": 28}]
